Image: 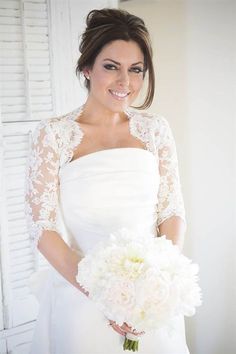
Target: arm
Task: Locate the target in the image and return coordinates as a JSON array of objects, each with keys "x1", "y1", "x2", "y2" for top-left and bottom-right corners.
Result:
[
  {"x1": 155, "y1": 117, "x2": 187, "y2": 250},
  {"x1": 25, "y1": 120, "x2": 88, "y2": 295},
  {"x1": 38, "y1": 230, "x2": 88, "y2": 295},
  {"x1": 158, "y1": 216, "x2": 185, "y2": 250}
]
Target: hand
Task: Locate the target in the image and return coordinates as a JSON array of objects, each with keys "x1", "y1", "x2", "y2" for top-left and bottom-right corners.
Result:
[{"x1": 108, "y1": 320, "x2": 145, "y2": 337}]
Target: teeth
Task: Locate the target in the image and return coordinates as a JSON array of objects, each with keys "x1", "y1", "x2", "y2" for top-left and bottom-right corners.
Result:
[{"x1": 110, "y1": 90, "x2": 129, "y2": 98}]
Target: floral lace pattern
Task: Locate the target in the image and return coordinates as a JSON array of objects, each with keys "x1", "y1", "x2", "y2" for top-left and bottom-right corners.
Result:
[{"x1": 25, "y1": 105, "x2": 186, "y2": 251}]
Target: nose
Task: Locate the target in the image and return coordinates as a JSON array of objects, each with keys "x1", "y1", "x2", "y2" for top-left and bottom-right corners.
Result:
[{"x1": 117, "y1": 69, "x2": 130, "y2": 87}]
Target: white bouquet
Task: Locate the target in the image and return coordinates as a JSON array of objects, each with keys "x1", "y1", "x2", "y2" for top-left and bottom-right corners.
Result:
[{"x1": 76, "y1": 228, "x2": 202, "y2": 351}]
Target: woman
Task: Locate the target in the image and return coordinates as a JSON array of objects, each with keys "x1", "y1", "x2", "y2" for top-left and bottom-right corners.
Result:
[{"x1": 25, "y1": 8, "x2": 189, "y2": 354}]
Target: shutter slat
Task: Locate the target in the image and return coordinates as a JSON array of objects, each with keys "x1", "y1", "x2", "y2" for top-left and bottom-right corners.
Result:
[
  {"x1": 0, "y1": 89, "x2": 25, "y2": 97},
  {"x1": 28, "y1": 57, "x2": 49, "y2": 65},
  {"x1": 4, "y1": 147, "x2": 28, "y2": 159},
  {"x1": 11, "y1": 261, "x2": 33, "y2": 279},
  {"x1": 8, "y1": 225, "x2": 27, "y2": 237},
  {"x1": 31, "y1": 103, "x2": 52, "y2": 112},
  {"x1": 25, "y1": 33, "x2": 48, "y2": 42},
  {"x1": 25, "y1": 17, "x2": 47, "y2": 26},
  {"x1": 1, "y1": 97, "x2": 25, "y2": 105},
  {"x1": 0, "y1": 65, "x2": 24, "y2": 73},
  {"x1": 11, "y1": 269, "x2": 33, "y2": 285},
  {"x1": 0, "y1": 49, "x2": 23, "y2": 58},
  {"x1": 2, "y1": 113, "x2": 27, "y2": 121},
  {"x1": 10, "y1": 240, "x2": 32, "y2": 253},
  {"x1": 24, "y1": 10, "x2": 47, "y2": 19},
  {"x1": 10, "y1": 246, "x2": 31, "y2": 259},
  {"x1": 0, "y1": 1, "x2": 20, "y2": 9},
  {"x1": 1, "y1": 81, "x2": 24, "y2": 89},
  {"x1": 11, "y1": 254, "x2": 33, "y2": 267},
  {"x1": 31, "y1": 96, "x2": 52, "y2": 104},
  {"x1": 30, "y1": 88, "x2": 51, "y2": 96},
  {"x1": 27, "y1": 41, "x2": 48, "y2": 49},
  {"x1": 0, "y1": 32, "x2": 22, "y2": 41},
  {"x1": 7, "y1": 199, "x2": 25, "y2": 212},
  {"x1": 29, "y1": 64, "x2": 50, "y2": 73},
  {"x1": 27, "y1": 49, "x2": 49, "y2": 58},
  {"x1": 0, "y1": 9, "x2": 20, "y2": 18},
  {"x1": 29, "y1": 72, "x2": 50, "y2": 80},
  {"x1": 0, "y1": 25, "x2": 21, "y2": 33},
  {"x1": 25, "y1": 0, "x2": 46, "y2": 3},
  {"x1": 8, "y1": 210, "x2": 26, "y2": 223},
  {"x1": 2, "y1": 104, "x2": 26, "y2": 113},
  {"x1": 29, "y1": 80, "x2": 50, "y2": 89},
  {"x1": 24, "y1": 3, "x2": 46, "y2": 12},
  {"x1": 4, "y1": 134, "x2": 28, "y2": 144},
  {"x1": 0, "y1": 41, "x2": 23, "y2": 49},
  {"x1": 0, "y1": 15, "x2": 21, "y2": 25},
  {"x1": 1, "y1": 73, "x2": 24, "y2": 81},
  {"x1": 5, "y1": 157, "x2": 27, "y2": 167},
  {"x1": 0, "y1": 57, "x2": 24, "y2": 65},
  {"x1": 25, "y1": 25, "x2": 48, "y2": 34},
  {"x1": 31, "y1": 111, "x2": 53, "y2": 120}
]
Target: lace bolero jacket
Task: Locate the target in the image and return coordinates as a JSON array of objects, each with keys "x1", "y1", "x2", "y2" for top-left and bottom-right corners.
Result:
[{"x1": 25, "y1": 105, "x2": 186, "y2": 251}]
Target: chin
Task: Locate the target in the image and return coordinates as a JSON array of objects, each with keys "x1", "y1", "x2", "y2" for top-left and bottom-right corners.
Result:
[{"x1": 106, "y1": 101, "x2": 132, "y2": 113}]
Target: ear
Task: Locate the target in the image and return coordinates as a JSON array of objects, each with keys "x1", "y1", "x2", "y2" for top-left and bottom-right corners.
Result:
[{"x1": 83, "y1": 68, "x2": 90, "y2": 80}]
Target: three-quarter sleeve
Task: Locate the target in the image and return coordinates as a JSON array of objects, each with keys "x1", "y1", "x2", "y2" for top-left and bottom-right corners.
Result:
[
  {"x1": 25, "y1": 120, "x2": 60, "y2": 252},
  {"x1": 155, "y1": 116, "x2": 186, "y2": 229}
]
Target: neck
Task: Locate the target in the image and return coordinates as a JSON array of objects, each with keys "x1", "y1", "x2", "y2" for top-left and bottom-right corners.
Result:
[{"x1": 80, "y1": 97, "x2": 129, "y2": 127}]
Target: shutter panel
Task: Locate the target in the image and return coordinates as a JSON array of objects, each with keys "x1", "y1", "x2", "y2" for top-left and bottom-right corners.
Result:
[
  {"x1": 0, "y1": 122, "x2": 50, "y2": 329},
  {"x1": 0, "y1": 0, "x2": 54, "y2": 123},
  {"x1": 0, "y1": 338, "x2": 7, "y2": 354},
  {"x1": 0, "y1": 141, "x2": 4, "y2": 332},
  {"x1": 0, "y1": 269, "x2": 3, "y2": 331},
  {"x1": 0, "y1": 0, "x2": 53, "y2": 329}
]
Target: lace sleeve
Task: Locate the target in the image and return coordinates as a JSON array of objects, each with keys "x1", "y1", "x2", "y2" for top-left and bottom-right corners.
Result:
[
  {"x1": 25, "y1": 119, "x2": 61, "y2": 252},
  {"x1": 155, "y1": 116, "x2": 187, "y2": 229}
]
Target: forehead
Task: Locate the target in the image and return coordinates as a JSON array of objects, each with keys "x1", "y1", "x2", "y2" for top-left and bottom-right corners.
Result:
[{"x1": 96, "y1": 40, "x2": 144, "y2": 62}]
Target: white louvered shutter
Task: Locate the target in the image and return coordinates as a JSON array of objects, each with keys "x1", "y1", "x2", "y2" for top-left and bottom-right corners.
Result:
[
  {"x1": 0, "y1": 266, "x2": 3, "y2": 332},
  {"x1": 0, "y1": 0, "x2": 53, "y2": 329},
  {"x1": 1, "y1": 122, "x2": 50, "y2": 328},
  {"x1": 0, "y1": 133, "x2": 4, "y2": 332}
]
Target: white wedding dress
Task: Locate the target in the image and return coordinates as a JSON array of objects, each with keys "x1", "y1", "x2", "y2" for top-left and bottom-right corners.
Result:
[{"x1": 25, "y1": 105, "x2": 189, "y2": 354}]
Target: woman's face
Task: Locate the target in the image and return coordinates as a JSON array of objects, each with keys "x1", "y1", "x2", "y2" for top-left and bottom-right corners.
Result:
[{"x1": 84, "y1": 40, "x2": 145, "y2": 113}]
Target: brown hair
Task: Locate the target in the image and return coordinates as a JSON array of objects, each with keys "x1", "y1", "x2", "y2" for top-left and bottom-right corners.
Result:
[{"x1": 76, "y1": 8, "x2": 155, "y2": 110}]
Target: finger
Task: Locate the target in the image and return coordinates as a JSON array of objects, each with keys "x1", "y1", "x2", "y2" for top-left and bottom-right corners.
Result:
[
  {"x1": 121, "y1": 323, "x2": 133, "y2": 333},
  {"x1": 110, "y1": 323, "x2": 126, "y2": 336},
  {"x1": 121, "y1": 323, "x2": 144, "y2": 336}
]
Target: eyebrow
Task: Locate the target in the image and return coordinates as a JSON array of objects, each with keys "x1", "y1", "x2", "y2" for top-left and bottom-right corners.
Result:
[{"x1": 103, "y1": 58, "x2": 144, "y2": 66}]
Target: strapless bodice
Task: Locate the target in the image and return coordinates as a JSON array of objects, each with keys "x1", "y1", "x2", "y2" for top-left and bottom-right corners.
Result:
[{"x1": 59, "y1": 148, "x2": 160, "y2": 253}]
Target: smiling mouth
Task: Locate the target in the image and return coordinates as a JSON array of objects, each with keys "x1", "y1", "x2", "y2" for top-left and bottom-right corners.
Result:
[{"x1": 109, "y1": 90, "x2": 130, "y2": 99}]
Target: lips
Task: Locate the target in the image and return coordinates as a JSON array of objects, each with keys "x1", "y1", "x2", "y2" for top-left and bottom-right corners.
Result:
[{"x1": 109, "y1": 89, "x2": 130, "y2": 99}]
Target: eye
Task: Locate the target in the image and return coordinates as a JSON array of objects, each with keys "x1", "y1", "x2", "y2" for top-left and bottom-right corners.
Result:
[
  {"x1": 103, "y1": 64, "x2": 117, "y2": 70},
  {"x1": 130, "y1": 67, "x2": 144, "y2": 74}
]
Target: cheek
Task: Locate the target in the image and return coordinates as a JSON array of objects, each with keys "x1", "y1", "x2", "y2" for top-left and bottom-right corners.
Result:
[
  {"x1": 132, "y1": 76, "x2": 144, "y2": 91},
  {"x1": 93, "y1": 74, "x2": 112, "y2": 92}
]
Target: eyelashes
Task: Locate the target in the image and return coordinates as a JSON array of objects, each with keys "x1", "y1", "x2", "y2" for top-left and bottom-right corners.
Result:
[
  {"x1": 103, "y1": 64, "x2": 116, "y2": 70},
  {"x1": 103, "y1": 64, "x2": 144, "y2": 74}
]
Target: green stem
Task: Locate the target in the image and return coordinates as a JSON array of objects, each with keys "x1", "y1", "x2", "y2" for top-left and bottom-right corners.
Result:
[{"x1": 123, "y1": 338, "x2": 139, "y2": 352}]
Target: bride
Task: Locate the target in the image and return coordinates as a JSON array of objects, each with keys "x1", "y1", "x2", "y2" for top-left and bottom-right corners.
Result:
[{"x1": 25, "y1": 8, "x2": 189, "y2": 354}]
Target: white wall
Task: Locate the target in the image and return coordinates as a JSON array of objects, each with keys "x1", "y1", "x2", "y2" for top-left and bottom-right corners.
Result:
[
  {"x1": 185, "y1": 1, "x2": 236, "y2": 353},
  {"x1": 120, "y1": 1, "x2": 236, "y2": 354}
]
